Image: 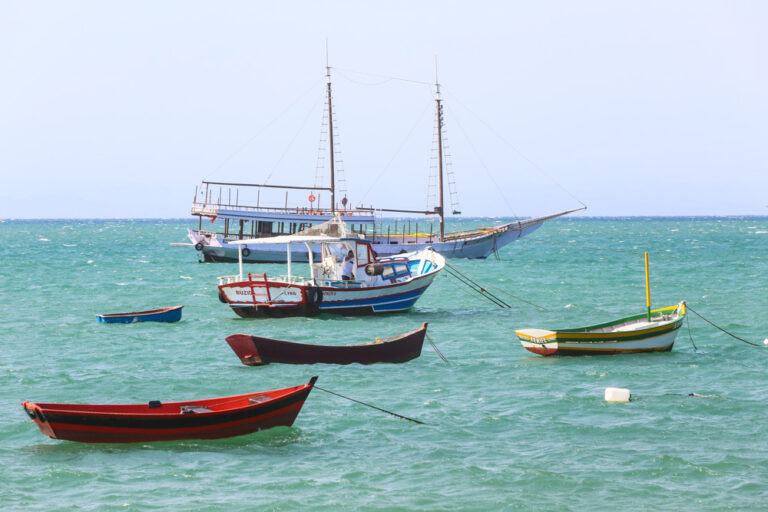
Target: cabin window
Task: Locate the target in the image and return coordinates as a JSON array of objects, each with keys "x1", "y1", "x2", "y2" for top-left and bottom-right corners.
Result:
[
  {"x1": 394, "y1": 263, "x2": 409, "y2": 276},
  {"x1": 256, "y1": 221, "x2": 273, "y2": 235},
  {"x1": 381, "y1": 266, "x2": 395, "y2": 278},
  {"x1": 357, "y1": 243, "x2": 376, "y2": 267},
  {"x1": 357, "y1": 244, "x2": 371, "y2": 267}
]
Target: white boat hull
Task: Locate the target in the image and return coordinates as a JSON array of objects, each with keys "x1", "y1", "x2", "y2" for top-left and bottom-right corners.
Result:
[
  {"x1": 518, "y1": 328, "x2": 681, "y2": 355},
  {"x1": 516, "y1": 303, "x2": 686, "y2": 356},
  {"x1": 194, "y1": 214, "x2": 560, "y2": 263}
]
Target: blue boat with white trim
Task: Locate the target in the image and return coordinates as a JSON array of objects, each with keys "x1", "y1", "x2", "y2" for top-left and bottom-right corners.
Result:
[{"x1": 217, "y1": 218, "x2": 444, "y2": 317}]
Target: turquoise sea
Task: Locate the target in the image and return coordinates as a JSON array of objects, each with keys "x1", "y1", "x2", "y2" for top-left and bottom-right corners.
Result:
[{"x1": 2, "y1": 217, "x2": 767, "y2": 511}]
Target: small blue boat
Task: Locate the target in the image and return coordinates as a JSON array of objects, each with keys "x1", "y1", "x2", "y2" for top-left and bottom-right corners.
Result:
[{"x1": 97, "y1": 305, "x2": 183, "y2": 324}]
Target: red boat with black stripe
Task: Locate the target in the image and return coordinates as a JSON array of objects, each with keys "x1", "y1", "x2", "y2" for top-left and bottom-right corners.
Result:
[{"x1": 21, "y1": 376, "x2": 317, "y2": 443}]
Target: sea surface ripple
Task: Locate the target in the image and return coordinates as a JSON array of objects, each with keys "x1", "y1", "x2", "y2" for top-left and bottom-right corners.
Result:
[{"x1": 1, "y1": 217, "x2": 767, "y2": 511}]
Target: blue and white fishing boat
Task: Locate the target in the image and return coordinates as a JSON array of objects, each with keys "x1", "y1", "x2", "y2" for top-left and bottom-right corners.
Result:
[{"x1": 217, "y1": 218, "x2": 444, "y2": 317}]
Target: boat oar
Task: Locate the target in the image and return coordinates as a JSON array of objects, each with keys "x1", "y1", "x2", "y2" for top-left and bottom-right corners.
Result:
[
  {"x1": 426, "y1": 332, "x2": 449, "y2": 363},
  {"x1": 314, "y1": 386, "x2": 425, "y2": 425}
]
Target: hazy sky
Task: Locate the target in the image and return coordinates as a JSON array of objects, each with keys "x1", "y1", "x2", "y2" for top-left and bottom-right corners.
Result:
[{"x1": 1, "y1": 1, "x2": 766, "y2": 219}]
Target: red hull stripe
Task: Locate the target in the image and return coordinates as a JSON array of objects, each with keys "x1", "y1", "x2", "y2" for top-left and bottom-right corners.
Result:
[
  {"x1": 43, "y1": 402, "x2": 305, "y2": 442},
  {"x1": 26, "y1": 386, "x2": 315, "y2": 442},
  {"x1": 43, "y1": 411, "x2": 303, "y2": 442},
  {"x1": 39, "y1": 388, "x2": 310, "y2": 430}
]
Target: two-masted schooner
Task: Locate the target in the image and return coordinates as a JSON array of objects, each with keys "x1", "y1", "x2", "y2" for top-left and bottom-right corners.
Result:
[{"x1": 185, "y1": 62, "x2": 581, "y2": 263}]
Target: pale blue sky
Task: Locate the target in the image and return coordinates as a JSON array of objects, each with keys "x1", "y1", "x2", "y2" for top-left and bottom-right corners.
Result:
[{"x1": 1, "y1": 1, "x2": 766, "y2": 219}]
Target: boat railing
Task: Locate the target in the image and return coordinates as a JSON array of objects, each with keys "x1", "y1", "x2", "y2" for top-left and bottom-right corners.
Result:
[
  {"x1": 192, "y1": 202, "x2": 374, "y2": 219},
  {"x1": 218, "y1": 275, "x2": 241, "y2": 286},
  {"x1": 370, "y1": 222, "x2": 506, "y2": 244},
  {"x1": 218, "y1": 273, "x2": 311, "y2": 287}
]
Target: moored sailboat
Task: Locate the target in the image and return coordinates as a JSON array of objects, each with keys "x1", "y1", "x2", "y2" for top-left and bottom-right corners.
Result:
[{"x1": 184, "y1": 59, "x2": 581, "y2": 263}]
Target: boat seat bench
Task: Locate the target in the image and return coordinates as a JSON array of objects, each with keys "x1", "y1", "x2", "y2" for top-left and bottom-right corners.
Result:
[{"x1": 180, "y1": 406, "x2": 212, "y2": 414}]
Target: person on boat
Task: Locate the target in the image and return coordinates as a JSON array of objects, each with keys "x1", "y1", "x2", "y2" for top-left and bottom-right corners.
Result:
[{"x1": 341, "y1": 250, "x2": 355, "y2": 280}]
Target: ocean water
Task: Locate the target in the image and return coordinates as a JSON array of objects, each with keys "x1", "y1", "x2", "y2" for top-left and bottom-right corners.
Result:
[{"x1": 1, "y1": 217, "x2": 767, "y2": 511}]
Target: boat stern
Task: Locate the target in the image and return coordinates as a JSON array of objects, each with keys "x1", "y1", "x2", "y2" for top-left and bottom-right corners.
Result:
[{"x1": 225, "y1": 334, "x2": 265, "y2": 365}]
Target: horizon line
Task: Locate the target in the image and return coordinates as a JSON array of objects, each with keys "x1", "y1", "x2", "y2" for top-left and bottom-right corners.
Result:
[{"x1": 3, "y1": 215, "x2": 768, "y2": 222}]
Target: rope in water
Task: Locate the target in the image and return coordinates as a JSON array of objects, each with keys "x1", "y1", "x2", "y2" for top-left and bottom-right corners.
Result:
[
  {"x1": 443, "y1": 264, "x2": 510, "y2": 309},
  {"x1": 426, "y1": 332, "x2": 449, "y2": 363},
  {"x1": 445, "y1": 262, "x2": 547, "y2": 311},
  {"x1": 685, "y1": 314, "x2": 698, "y2": 351},
  {"x1": 686, "y1": 304, "x2": 763, "y2": 348},
  {"x1": 314, "y1": 386, "x2": 425, "y2": 425}
]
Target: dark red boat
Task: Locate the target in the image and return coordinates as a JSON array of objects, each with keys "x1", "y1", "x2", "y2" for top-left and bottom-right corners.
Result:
[
  {"x1": 226, "y1": 323, "x2": 428, "y2": 366},
  {"x1": 21, "y1": 377, "x2": 317, "y2": 443}
]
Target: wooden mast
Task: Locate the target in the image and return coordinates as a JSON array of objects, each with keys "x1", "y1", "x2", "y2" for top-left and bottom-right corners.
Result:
[
  {"x1": 326, "y1": 46, "x2": 336, "y2": 215},
  {"x1": 435, "y1": 60, "x2": 445, "y2": 240},
  {"x1": 645, "y1": 252, "x2": 651, "y2": 321}
]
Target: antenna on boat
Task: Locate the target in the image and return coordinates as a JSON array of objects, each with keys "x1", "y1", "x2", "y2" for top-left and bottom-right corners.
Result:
[
  {"x1": 434, "y1": 56, "x2": 445, "y2": 240},
  {"x1": 326, "y1": 40, "x2": 336, "y2": 214},
  {"x1": 645, "y1": 252, "x2": 651, "y2": 321}
]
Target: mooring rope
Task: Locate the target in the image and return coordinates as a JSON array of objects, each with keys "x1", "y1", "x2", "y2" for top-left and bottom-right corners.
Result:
[
  {"x1": 686, "y1": 304, "x2": 763, "y2": 348},
  {"x1": 685, "y1": 314, "x2": 698, "y2": 351},
  {"x1": 426, "y1": 332, "x2": 449, "y2": 363},
  {"x1": 443, "y1": 265, "x2": 510, "y2": 309},
  {"x1": 314, "y1": 386, "x2": 425, "y2": 425},
  {"x1": 445, "y1": 262, "x2": 547, "y2": 311}
]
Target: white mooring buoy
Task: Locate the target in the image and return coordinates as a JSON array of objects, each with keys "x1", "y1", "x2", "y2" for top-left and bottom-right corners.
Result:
[
  {"x1": 763, "y1": 338, "x2": 768, "y2": 346},
  {"x1": 604, "y1": 387, "x2": 631, "y2": 403}
]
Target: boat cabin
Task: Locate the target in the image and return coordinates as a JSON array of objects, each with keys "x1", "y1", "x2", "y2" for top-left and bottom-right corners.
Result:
[
  {"x1": 223, "y1": 235, "x2": 423, "y2": 290},
  {"x1": 309, "y1": 239, "x2": 414, "y2": 285}
]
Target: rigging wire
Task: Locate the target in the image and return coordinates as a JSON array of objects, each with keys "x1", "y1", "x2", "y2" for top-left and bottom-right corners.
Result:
[
  {"x1": 262, "y1": 93, "x2": 324, "y2": 186},
  {"x1": 334, "y1": 67, "x2": 434, "y2": 87},
  {"x1": 204, "y1": 77, "x2": 323, "y2": 181},
  {"x1": 444, "y1": 90, "x2": 587, "y2": 210},
  {"x1": 443, "y1": 102, "x2": 520, "y2": 220},
  {"x1": 358, "y1": 103, "x2": 432, "y2": 203}
]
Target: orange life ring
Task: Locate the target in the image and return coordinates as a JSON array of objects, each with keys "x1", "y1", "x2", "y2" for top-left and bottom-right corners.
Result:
[{"x1": 308, "y1": 194, "x2": 316, "y2": 203}]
